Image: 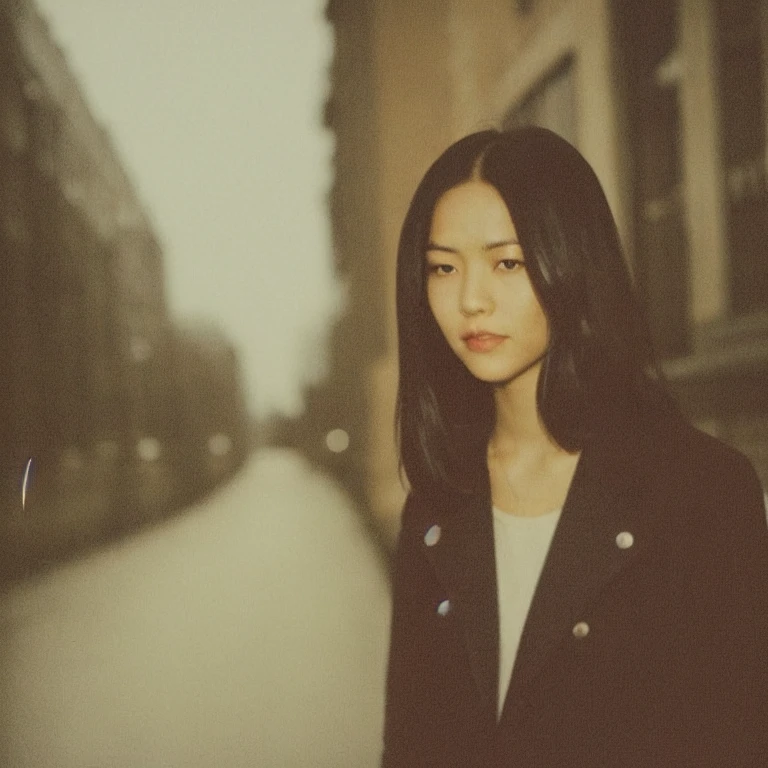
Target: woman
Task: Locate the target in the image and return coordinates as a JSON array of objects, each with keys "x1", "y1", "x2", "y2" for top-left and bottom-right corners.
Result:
[{"x1": 383, "y1": 127, "x2": 768, "y2": 767}]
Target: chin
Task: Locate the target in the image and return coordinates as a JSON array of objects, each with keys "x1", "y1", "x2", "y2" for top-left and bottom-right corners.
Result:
[
  {"x1": 463, "y1": 363, "x2": 519, "y2": 384},
  {"x1": 461, "y1": 357, "x2": 544, "y2": 387}
]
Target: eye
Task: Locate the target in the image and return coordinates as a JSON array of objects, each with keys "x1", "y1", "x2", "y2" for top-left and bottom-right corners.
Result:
[
  {"x1": 427, "y1": 263, "x2": 455, "y2": 276},
  {"x1": 498, "y1": 258, "x2": 523, "y2": 271}
]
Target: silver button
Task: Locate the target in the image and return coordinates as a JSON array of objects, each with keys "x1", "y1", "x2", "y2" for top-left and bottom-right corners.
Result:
[
  {"x1": 424, "y1": 524, "x2": 441, "y2": 547},
  {"x1": 615, "y1": 531, "x2": 634, "y2": 550},
  {"x1": 437, "y1": 599, "x2": 451, "y2": 617},
  {"x1": 572, "y1": 621, "x2": 590, "y2": 639}
]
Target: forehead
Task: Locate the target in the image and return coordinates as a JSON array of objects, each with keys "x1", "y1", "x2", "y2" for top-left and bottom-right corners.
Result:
[{"x1": 429, "y1": 181, "x2": 517, "y2": 245}]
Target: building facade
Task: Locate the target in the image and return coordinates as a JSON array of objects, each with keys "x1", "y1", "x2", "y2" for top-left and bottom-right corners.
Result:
[
  {"x1": 266, "y1": 0, "x2": 387, "y2": 525},
  {"x1": 0, "y1": 0, "x2": 247, "y2": 582},
  {"x1": 327, "y1": 0, "x2": 768, "y2": 543}
]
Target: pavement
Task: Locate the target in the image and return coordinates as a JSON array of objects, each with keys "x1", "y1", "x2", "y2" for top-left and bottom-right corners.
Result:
[{"x1": 0, "y1": 448, "x2": 392, "y2": 768}]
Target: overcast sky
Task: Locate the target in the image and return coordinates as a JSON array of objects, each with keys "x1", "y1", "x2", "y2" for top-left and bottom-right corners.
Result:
[{"x1": 35, "y1": 0, "x2": 340, "y2": 418}]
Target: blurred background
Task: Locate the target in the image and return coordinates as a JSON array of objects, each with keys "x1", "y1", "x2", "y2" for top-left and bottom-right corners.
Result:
[{"x1": 0, "y1": 0, "x2": 766, "y2": 766}]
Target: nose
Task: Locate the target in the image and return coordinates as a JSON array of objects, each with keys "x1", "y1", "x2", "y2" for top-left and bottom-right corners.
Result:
[{"x1": 459, "y1": 266, "x2": 494, "y2": 316}]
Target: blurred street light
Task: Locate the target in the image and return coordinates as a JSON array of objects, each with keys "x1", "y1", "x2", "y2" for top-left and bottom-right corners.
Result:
[{"x1": 325, "y1": 428, "x2": 349, "y2": 454}]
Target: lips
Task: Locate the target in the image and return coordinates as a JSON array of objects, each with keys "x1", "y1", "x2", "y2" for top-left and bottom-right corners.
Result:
[{"x1": 462, "y1": 332, "x2": 506, "y2": 352}]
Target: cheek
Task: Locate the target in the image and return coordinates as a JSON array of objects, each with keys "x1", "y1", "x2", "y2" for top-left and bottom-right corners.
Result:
[
  {"x1": 426, "y1": 283, "x2": 449, "y2": 327},
  {"x1": 529, "y1": 302, "x2": 550, "y2": 346},
  {"x1": 505, "y1": 288, "x2": 549, "y2": 345},
  {"x1": 517, "y1": 281, "x2": 545, "y2": 320}
]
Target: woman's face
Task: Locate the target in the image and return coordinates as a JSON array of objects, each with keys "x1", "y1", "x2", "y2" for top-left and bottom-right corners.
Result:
[{"x1": 426, "y1": 181, "x2": 549, "y2": 387}]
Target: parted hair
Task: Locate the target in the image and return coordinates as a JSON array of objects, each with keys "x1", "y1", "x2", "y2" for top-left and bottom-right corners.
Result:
[{"x1": 395, "y1": 126, "x2": 667, "y2": 496}]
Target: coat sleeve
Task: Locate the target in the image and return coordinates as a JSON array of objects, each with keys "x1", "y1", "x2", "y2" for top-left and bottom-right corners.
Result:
[{"x1": 720, "y1": 459, "x2": 768, "y2": 760}]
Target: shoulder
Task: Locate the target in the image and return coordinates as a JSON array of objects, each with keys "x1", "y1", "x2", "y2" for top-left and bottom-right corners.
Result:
[
  {"x1": 595, "y1": 405, "x2": 763, "y2": 531},
  {"x1": 629, "y1": 408, "x2": 767, "y2": 542},
  {"x1": 629, "y1": 406, "x2": 759, "y2": 488},
  {"x1": 399, "y1": 485, "x2": 461, "y2": 532}
]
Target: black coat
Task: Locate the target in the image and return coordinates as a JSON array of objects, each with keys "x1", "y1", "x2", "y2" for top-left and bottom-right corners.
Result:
[{"x1": 382, "y1": 411, "x2": 768, "y2": 767}]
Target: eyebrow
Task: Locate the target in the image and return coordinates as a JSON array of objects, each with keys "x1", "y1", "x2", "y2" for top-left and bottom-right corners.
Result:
[{"x1": 426, "y1": 239, "x2": 520, "y2": 253}]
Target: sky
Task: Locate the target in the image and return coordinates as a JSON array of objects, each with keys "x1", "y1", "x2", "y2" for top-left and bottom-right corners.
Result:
[{"x1": 35, "y1": 0, "x2": 340, "y2": 418}]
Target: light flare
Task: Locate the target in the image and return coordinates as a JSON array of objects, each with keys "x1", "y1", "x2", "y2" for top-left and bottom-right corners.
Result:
[{"x1": 22, "y1": 458, "x2": 33, "y2": 511}]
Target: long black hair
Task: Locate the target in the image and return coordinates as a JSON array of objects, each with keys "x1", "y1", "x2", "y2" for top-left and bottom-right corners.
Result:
[{"x1": 396, "y1": 126, "x2": 667, "y2": 496}]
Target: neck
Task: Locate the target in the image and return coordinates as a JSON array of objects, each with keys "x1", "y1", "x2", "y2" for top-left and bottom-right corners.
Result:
[{"x1": 490, "y1": 359, "x2": 556, "y2": 457}]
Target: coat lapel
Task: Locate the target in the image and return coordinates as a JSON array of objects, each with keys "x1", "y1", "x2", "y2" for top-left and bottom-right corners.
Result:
[
  {"x1": 418, "y1": 418, "x2": 651, "y2": 728},
  {"x1": 499, "y1": 427, "x2": 646, "y2": 725},
  {"x1": 420, "y1": 486, "x2": 499, "y2": 723}
]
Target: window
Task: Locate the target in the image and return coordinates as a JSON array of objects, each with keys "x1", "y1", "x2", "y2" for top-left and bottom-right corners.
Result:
[
  {"x1": 714, "y1": 0, "x2": 768, "y2": 317},
  {"x1": 615, "y1": 0, "x2": 689, "y2": 358}
]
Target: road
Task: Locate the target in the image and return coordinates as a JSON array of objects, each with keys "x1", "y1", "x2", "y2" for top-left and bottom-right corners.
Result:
[{"x1": 0, "y1": 448, "x2": 392, "y2": 768}]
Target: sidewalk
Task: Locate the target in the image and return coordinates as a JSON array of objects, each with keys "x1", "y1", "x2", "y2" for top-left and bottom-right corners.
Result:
[{"x1": 0, "y1": 448, "x2": 392, "y2": 768}]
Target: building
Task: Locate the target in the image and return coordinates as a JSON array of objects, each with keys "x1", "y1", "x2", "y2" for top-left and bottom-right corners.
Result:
[
  {"x1": 326, "y1": 0, "x2": 768, "y2": 543},
  {"x1": 0, "y1": 0, "x2": 248, "y2": 582},
  {"x1": 267, "y1": 0, "x2": 387, "y2": 519},
  {"x1": 0, "y1": 0, "x2": 171, "y2": 574}
]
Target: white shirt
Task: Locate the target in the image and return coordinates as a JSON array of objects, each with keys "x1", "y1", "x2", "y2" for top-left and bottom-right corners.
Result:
[{"x1": 493, "y1": 505, "x2": 561, "y2": 718}]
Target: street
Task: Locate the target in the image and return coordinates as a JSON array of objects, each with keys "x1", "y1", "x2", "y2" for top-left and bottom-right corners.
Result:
[{"x1": 0, "y1": 448, "x2": 392, "y2": 768}]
